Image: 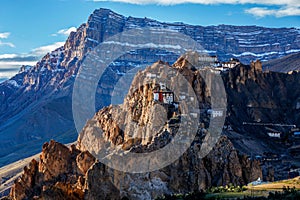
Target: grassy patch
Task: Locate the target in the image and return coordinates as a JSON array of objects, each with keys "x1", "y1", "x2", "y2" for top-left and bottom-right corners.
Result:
[{"x1": 248, "y1": 176, "x2": 300, "y2": 191}]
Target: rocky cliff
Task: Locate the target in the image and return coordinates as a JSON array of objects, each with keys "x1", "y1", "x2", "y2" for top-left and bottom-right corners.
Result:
[
  {"x1": 5, "y1": 55, "x2": 300, "y2": 199},
  {"x1": 4, "y1": 137, "x2": 261, "y2": 200},
  {"x1": 7, "y1": 140, "x2": 93, "y2": 200}
]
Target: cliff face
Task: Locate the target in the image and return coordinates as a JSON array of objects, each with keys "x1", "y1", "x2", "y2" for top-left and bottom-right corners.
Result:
[
  {"x1": 76, "y1": 57, "x2": 265, "y2": 199},
  {"x1": 9, "y1": 140, "x2": 95, "y2": 200},
  {"x1": 5, "y1": 54, "x2": 300, "y2": 199},
  {"x1": 7, "y1": 139, "x2": 261, "y2": 200},
  {"x1": 5, "y1": 57, "x2": 268, "y2": 200},
  {"x1": 223, "y1": 62, "x2": 300, "y2": 155},
  {"x1": 83, "y1": 136, "x2": 262, "y2": 200}
]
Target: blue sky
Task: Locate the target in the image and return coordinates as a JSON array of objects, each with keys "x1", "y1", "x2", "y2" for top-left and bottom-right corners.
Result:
[{"x1": 0, "y1": 0, "x2": 299, "y2": 81}]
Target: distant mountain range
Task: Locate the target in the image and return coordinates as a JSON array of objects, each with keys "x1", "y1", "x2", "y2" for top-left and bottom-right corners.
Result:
[{"x1": 0, "y1": 8, "x2": 299, "y2": 167}]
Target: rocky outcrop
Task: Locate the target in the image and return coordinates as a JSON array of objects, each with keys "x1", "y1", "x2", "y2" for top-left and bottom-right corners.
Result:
[
  {"x1": 7, "y1": 137, "x2": 261, "y2": 200},
  {"x1": 75, "y1": 57, "x2": 263, "y2": 198},
  {"x1": 84, "y1": 137, "x2": 261, "y2": 199},
  {"x1": 9, "y1": 140, "x2": 95, "y2": 200},
  {"x1": 5, "y1": 57, "x2": 270, "y2": 200}
]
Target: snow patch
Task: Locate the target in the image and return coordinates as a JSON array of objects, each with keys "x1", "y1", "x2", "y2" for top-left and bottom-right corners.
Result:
[
  {"x1": 7, "y1": 80, "x2": 20, "y2": 88},
  {"x1": 127, "y1": 23, "x2": 140, "y2": 28},
  {"x1": 232, "y1": 31, "x2": 263, "y2": 36},
  {"x1": 87, "y1": 38, "x2": 99, "y2": 44},
  {"x1": 232, "y1": 49, "x2": 300, "y2": 58},
  {"x1": 232, "y1": 51, "x2": 278, "y2": 57},
  {"x1": 19, "y1": 65, "x2": 31, "y2": 74},
  {"x1": 116, "y1": 70, "x2": 125, "y2": 76},
  {"x1": 203, "y1": 50, "x2": 217, "y2": 54},
  {"x1": 240, "y1": 44, "x2": 271, "y2": 47},
  {"x1": 40, "y1": 67, "x2": 46, "y2": 72},
  {"x1": 103, "y1": 41, "x2": 183, "y2": 50},
  {"x1": 286, "y1": 49, "x2": 300, "y2": 54},
  {"x1": 108, "y1": 12, "x2": 124, "y2": 20},
  {"x1": 147, "y1": 21, "x2": 162, "y2": 27},
  {"x1": 52, "y1": 69, "x2": 65, "y2": 73}
]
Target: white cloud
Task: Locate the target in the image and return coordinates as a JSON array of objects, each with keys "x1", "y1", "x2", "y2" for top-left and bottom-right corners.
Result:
[
  {"x1": 31, "y1": 42, "x2": 65, "y2": 56},
  {"x1": 0, "y1": 41, "x2": 65, "y2": 82},
  {"x1": 0, "y1": 41, "x2": 15, "y2": 48},
  {"x1": 0, "y1": 42, "x2": 64, "y2": 63},
  {"x1": 0, "y1": 53, "x2": 38, "y2": 68},
  {"x1": 245, "y1": 6, "x2": 300, "y2": 18},
  {"x1": 92, "y1": 0, "x2": 300, "y2": 17},
  {"x1": 0, "y1": 61, "x2": 37, "y2": 66},
  {"x1": 52, "y1": 27, "x2": 77, "y2": 36},
  {"x1": 0, "y1": 53, "x2": 36, "y2": 82},
  {"x1": 0, "y1": 32, "x2": 10, "y2": 39},
  {"x1": 0, "y1": 54, "x2": 18, "y2": 59},
  {"x1": 0, "y1": 41, "x2": 64, "y2": 72},
  {"x1": 0, "y1": 32, "x2": 15, "y2": 48},
  {"x1": 245, "y1": 7, "x2": 274, "y2": 18}
]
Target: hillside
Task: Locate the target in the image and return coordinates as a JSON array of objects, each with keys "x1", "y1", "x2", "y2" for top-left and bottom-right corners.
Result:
[
  {"x1": 251, "y1": 176, "x2": 300, "y2": 190},
  {"x1": 263, "y1": 52, "x2": 300, "y2": 72}
]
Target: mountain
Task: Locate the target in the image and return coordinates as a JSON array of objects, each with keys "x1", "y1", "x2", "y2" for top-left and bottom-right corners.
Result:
[
  {"x1": 263, "y1": 52, "x2": 300, "y2": 72},
  {"x1": 3, "y1": 55, "x2": 300, "y2": 200},
  {"x1": 0, "y1": 8, "x2": 300, "y2": 167}
]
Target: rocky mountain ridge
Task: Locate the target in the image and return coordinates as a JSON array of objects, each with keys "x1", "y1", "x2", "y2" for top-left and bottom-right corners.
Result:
[
  {"x1": 2, "y1": 58, "x2": 263, "y2": 199},
  {"x1": 0, "y1": 8, "x2": 299, "y2": 167}
]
